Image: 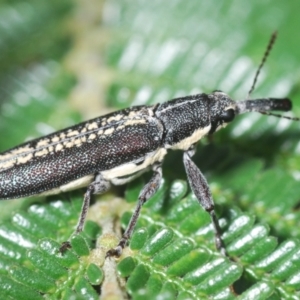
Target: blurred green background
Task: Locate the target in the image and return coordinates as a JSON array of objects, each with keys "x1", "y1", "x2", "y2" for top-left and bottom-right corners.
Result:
[{"x1": 0, "y1": 0, "x2": 300, "y2": 298}]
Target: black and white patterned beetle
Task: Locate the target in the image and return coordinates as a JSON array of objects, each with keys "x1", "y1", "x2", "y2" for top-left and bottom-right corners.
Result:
[{"x1": 0, "y1": 33, "x2": 298, "y2": 256}]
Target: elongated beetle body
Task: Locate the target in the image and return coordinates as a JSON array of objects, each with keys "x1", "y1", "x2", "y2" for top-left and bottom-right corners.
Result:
[{"x1": 0, "y1": 33, "x2": 298, "y2": 256}]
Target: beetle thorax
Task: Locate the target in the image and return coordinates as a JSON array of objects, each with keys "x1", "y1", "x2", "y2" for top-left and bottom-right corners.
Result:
[{"x1": 155, "y1": 91, "x2": 236, "y2": 150}]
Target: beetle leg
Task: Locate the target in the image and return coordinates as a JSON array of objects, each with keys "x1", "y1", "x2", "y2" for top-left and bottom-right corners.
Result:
[
  {"x1": 183, "y1": 148, "x2": 227, "y2": 256},
  {"x1": 59, "y1": 173, "x2": 110, "y2": 253},
  {"x1": 106, "y1": 163, "x2": 162, "y2": 257}
]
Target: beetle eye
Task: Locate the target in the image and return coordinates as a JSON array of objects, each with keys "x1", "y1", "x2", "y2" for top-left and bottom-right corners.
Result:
[{"x1": 221, "y1": 109, "x2": 235, "y2": 123}]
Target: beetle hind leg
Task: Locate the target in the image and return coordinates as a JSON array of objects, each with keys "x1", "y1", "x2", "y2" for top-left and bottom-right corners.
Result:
[
  {"x1": 59, "y1": 173, "x2": 110, "y2": 253},
  {"x1": 106, "y1": 163, "x2": 162, "y2": 258}
]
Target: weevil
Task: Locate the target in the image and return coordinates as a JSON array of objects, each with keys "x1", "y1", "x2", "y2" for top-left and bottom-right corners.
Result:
[{"x1": 0, "y1": 33, "x2": 298, "y2": 257}]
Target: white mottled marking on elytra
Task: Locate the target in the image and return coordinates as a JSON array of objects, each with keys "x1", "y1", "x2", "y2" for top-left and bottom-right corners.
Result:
[
  {"x1": 87, "y1": 122, "x2": 98, "y2": 130},
  {"x1": 1, "y1": 160, "x2": 15, "y2": 170},
  {"x1": 102, "y1": 148, "x2": 167, "y2": 180},
  {"x1": 104, "y1": 128, "x2": 114, "y2": 135},
  {"x1": 124, "y1": 119, "x2": 146, "y2": 126},
  {"x1": 60, "y1": 133, "x2": 66, "y2": 139},
  {"x1": 97, "y1": 130, "x2": 104, "y2": 135},
  {"x1": 0, "y1": 154, "x2": 10, "y2": 162},
  {"x1": 51, "y1": 136, "x2": 60, "y2": 143},
  {"x1": 75, "y1": 139, "x2": 82, "y2": 146},
  {"x1": 88, "y1": 134, "x2": 97, "y2": 140},
  {"x1": 107, "y1": 114, "x2": 123, "y2": 123},
  {"x1": 67, "y1": 130, "x2": 79, "y2": 137},
  {"x1": 48, "y1": 146, "x2": 54, "y2": 152},
  {"x1": 101, "y1": 121, "x2": 107, "y2": 126},
  {"x1": 35, "y1": 148, "x2": 49, "y2": 157},
  {"x1": 18, "y1": 153, "x2": 33, "y2": 164},
  {"x1": 0, "y1": 146, "x2": 33, "y2": 164},
  {"x1": 170, "y1": 125, "x2": 211, "y2": 150},
  {"x1": 0, "y1": 154, "x2": 11, "y2": 162},
  {"x1": 81, "y1": 128, "x2": 87, "y2": 133},
  {"x1": 55, "y1": 144, "x2": 64, "y2": 151},
  {"x1": 116, "y1": 125, "x2": 125, "y2": 131},
  {"x1": 37, "y1": 139, "x2": 50, "y2": 147},
  {"x1": 128, "y1": 111, "x2": 139, "y2": 118},
  {"x1": 81, "y1": 136, "x2": 87, "y2": 143},
  {"x1": 13, "y1": 146, "x2": 33, "y2": 154},
  {"x1": 65, "y1": 141, "x2": 74, "y2": 148}
]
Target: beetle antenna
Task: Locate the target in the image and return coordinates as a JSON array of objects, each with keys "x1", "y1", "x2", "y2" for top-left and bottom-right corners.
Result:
[
  {"x1": 248, "y1": 31, "x2": 278, "y2": 98},
  {"x1": 259, "y1": 111, "x2": 300, "y2": 121}
]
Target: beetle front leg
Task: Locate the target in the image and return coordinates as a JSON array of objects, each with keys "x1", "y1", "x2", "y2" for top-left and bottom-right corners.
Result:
[
  {"x1": 183, "y1": 148, "x2": 227, "y2": 256},
  {"x1": 59, "y1": 173, "x2": 110, "y2": 253},
  {"x1": 106, "y1": 163, "x2": 162, "y2": 257}
]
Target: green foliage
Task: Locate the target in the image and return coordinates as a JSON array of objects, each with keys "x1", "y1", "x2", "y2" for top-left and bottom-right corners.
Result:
[
  {"x1": 0, "y1": 195, "x2": 101, "y2": 299},
  {"x1": 117, "y1": 178, "x2": 300, "y2": 299},
  {"x1": 0, "y1": 0, "x2": 300, "y2": 299}
]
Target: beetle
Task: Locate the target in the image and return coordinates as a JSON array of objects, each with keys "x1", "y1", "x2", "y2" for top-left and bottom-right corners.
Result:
[{"x1": 0, "y1": 33, "x2": 298, "y2": 257}]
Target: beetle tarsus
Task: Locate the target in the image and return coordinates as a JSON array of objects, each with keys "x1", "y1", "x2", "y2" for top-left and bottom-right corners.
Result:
[{"x1": 59, "y1": 241, "x2": 72, "y2": 254}]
